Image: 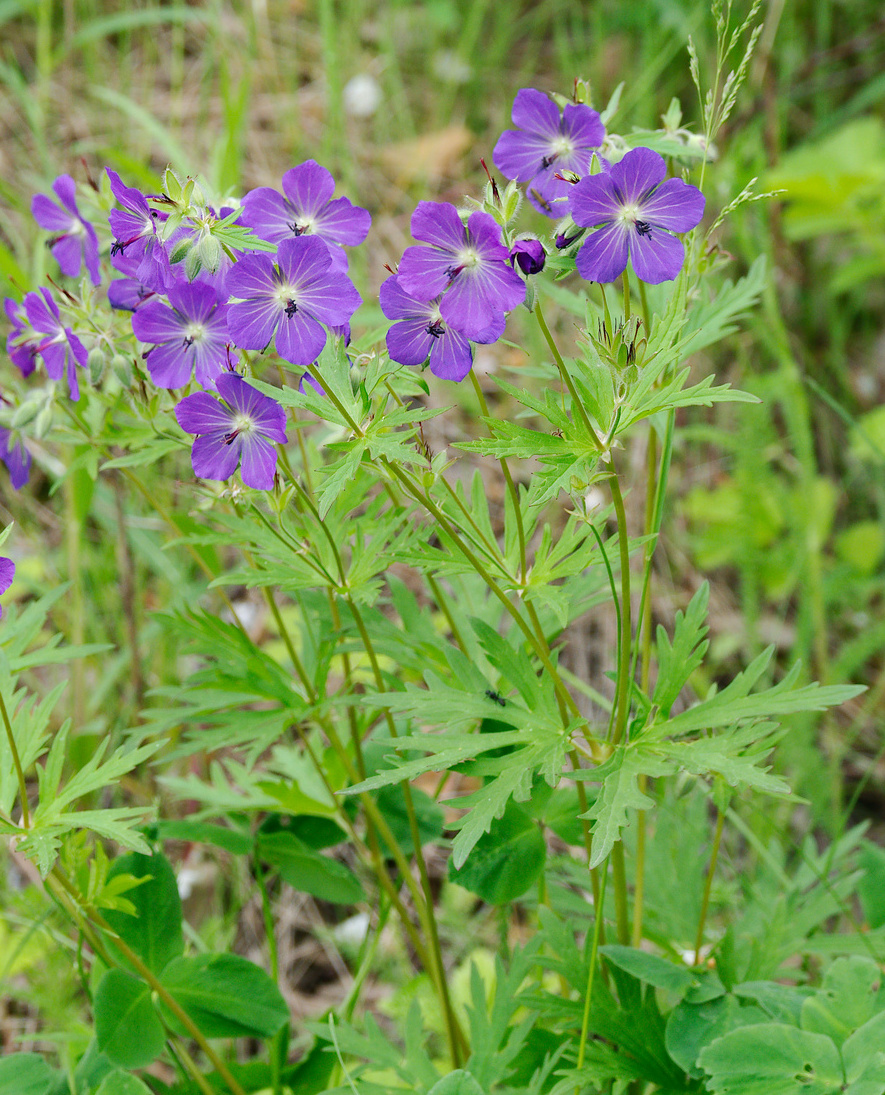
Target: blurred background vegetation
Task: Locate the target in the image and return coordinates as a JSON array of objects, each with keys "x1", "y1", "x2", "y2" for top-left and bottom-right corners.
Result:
[{"x1": 1, "y1": 0, "x2": 885, "y2": 1060}]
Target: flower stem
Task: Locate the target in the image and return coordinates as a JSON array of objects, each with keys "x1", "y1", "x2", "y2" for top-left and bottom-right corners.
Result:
[
  {"x1": 0, "y1": 688, "x2": 29, "y2": 829},
  {"x1": 693, "y1": 806, "x2": 725, "y2": 965},
  {"x1": 535, "y1": 298, "x2": 602, "y2": 450}
]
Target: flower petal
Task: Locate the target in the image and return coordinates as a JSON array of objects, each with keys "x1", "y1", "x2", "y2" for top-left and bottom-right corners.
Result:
[
  {"x1": 410, "y1": 201, "x2": 465, "y2": 251},
  {"x1": 379, "y1": 275, "x2": 432, "y2": 322},
  {"x1": 640, "y1": 177, "x2": 705, "y2": 233},
  {"x1": 510, "y1": 88, "x2": 561, "y2": 139},
  {"x1": 145, "y1": 340, "x2": 195, "y2": 389},
  {"x1": 569, "y1": 172, "x2": 620, "y2": 228},
  {"x1": 311, "y1": 196, "x2": 371, "y2": 247},
  {"x1": 428, "y1": 328, "x2": 473, "y2": 381},
  {"x1": 493, "y1": 129, "x2": 553, "y2": 183},
  {"x1": 575, "y1": 223, "x2": 630, "y2": 283},
  {"x1": 386, "y1": 318, "x2": 434, "y2": 366},
  {"x1": 281, "y1": 160, "x2": 336, "y2": 220},
  {"x1": 397, "y1": 243, "x2": 452, "y2": 300},
  {"x1": 238, "y1": 187, "x2": 293, "y2": 244},
  {"x1": 629, "y1": 227, "x2": 686, "y2": 284},
  {"x1": 176, "y1": 391, "x2": 234, "y2": 435},
  {"x1": 611, "y1": 147, "x2": 667, "y2": 203},
  {"x1": 274, "y1": 309, "x2": 327, "y2": 366},
  {"x1": 238, "y1": 433, "x2": 279, "y2": 490},
  {"x1": 191, "y1": 432, "x2": 241, "y2": 481},
  {"x1": 31, "y1": 194, "x2": 73, "y2": 233},
  {"x1": 227, "y1": 298, "x2": 281, "y2": 351}
]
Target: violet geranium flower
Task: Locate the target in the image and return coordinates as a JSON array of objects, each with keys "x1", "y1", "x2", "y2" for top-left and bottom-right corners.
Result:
[
  {"x1": 107, "y1": 169, "x2": 172, "y2": 292},
  {"x1": 493, "y1": 89, "x2": 605, "y2": 217},
  {"x1": 31, "y1": 175, "x2": 101, "y2": 286},
  {"x1": 5, "y1": 299, "x2": 41, "y2": 377},
  {"x1": 226, "y1": 236, "x2": 361, "y2": 367},
  {"x1": 131, "y1": 282, "x2": 235, "y2": 389},
  {"x1": 509, "y1": 238, "x2": 546, "y2": 276},
  {"x1": 239, "y1": 160, "x2": 371, "y2": 271},
  {"x1": 380, "y1": 275, "x2": 503, "y2": 382},
  {"x1": 569, "y1": 147, "x2": 705, "y2": 285},
  {"x1": 175, "y1": 372, "x2": 287, "y2": 490},
  {"x1": 0, "y1": 556, "x2": 13, "y2": 618},
  {"x1": 396, "y1": 202, "x2": 524, "y2": 341},
  {"x1": 24, "y1": 289, "x2": 89, "y2": 400},
  {"x1": 0, "y1": 429, "x2": 31, "y2": 491}
]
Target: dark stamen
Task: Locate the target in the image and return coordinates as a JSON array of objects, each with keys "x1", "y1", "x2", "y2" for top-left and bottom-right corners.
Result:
[
  {"x1": 223, "y1": 429, "x2": 240, "y2": 445},
  {"x1": 286, "y1": 222, "x2": 307, "y2": 236},
  {"x1": 182, "y1": 336, "x2": 195, "y2": 348},
  {"x1": 284, "y1": 299, "x2": 298, "y2": 317},
  {"x1": 426, "y1": 320, "x2": 445, "y2": 339},
  {"x1": 635, "y1": 220, "x2": 652, "y2": 236},
  {"x1": 444, "y1": 264, "x2": 464, "y2": 281}
]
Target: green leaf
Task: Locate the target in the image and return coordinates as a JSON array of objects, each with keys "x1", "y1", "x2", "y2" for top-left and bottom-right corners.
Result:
[
  {"x1": 448, "y1": 802, "x2": 545, "y2": 904},
  {"x1": 858, "y1": 842, "x2": 885, "y2": 929},
  {"x1": 580, "y1": 747, "x2": 674, "y2": 868},
  {"x1": 0, "y1": 1054, "x2": 55, "y2": 1095},
  {"x1": 843, "y1": 1011, "x2": 885, "y2": 1093},
  {"x1": 160, "y1": 953, "x2": 289, "y2": 1038},
  {"x1": 94, "y1": 969, "x2": 166, "y2": 1070},
  {"x1": 376, "y1": 785, "x2": 444, "y2": 857},
  {"x1": 800, "y1": 957, "x2": 885, "y2": 1047},
  {"x1": 666, "y1": 996, "x2": 769, "y2": 1077},
  {"x1": 427, "y1": 1072, "x2": 485, "y2": 1095},
  {"x1": 153, "y1": 819, "x2": 254, "y2": 855},
  {"x1": 600, "y1": 945, "x2": 699, "y2": 995},
  {"x1": 102, "y1": 852, "x2": 184, "y2": 975},
  {"x1": 653, "y1": 583, "x2": 710, "y2": 716},
  {"x1": 94, "y1": 1072, "x2": 155, "y2": 1095},
  {"x1": 257, "y1": 830, "x2": 365, "y2": 905},
  {"x1": 698, "y1": 1024, "x2": 843, "y2": 1094}
]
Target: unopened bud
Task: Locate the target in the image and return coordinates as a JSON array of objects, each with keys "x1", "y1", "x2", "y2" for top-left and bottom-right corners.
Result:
[
  {"x1": 33, "y1": 405, "x2": 53, "y2": 439},
  {"x1": 87, "y1": 346, "x2": 106, "y2": 384},
  {"x1": 169, "y1": 237, "x2": 193, "y2": 265},
  {"x1": 163, "y1": 167, "x2": 183, "y2": 202},
  {"x1": 111, "y1": 354, "x2": 132, "y2": 386},
  {"x1": 198, "y1": 234, "x2": 222, "y2": 274},
  {"x1": 11, "y1": 399, "x2": 40, "y2": 429},
  {"x1": 184, "y1": 245, "x2": 203, "y2": 281}
]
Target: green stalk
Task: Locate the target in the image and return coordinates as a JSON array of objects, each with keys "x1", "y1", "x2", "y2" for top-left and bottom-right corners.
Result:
[
  {"x1": 607, "y1": 467, "x2": 633, "y2": 747},
  {"x1": 65, "y1": 476, "x2": 85, "y2": 728},
  {"x1": 693, "y1": 807, "x2": 725, "y2": 965},
  {"x1": 0, "y1": 689, "x2": 29, "y2": 829},
  {"x1": 535, "y1": 299, "x2": 603, "y2": 450},
  {"x1": 50, "y1": 870, "x2": 248, "y2": 1095},
  {"x1": 576, "y1": 861, "x2": 609, "y2": 1079}
]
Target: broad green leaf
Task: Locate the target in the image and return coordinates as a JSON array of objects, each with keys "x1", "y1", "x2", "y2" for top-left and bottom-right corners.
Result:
[
  {"x1": 94, "y1": 969, "x2": 165, "y2": 1070},
  {"x1": 698, "y1": 1024, "x2": 843, "y2": 1094},
  {"x1": 427, "y1": 1072, "x2": 485, "y2": 1095},
  {"x1": 666, "y1": 996, "x2": 768, "y2": 1077},
  {"x1": 257, "y1": 830, "x2": 365, "y2": 904},
  {"x1": 448, "y1": 802, "x2": 545, "y2": 904},
  {"x1": 0, "y1": 1054, "x2": 54, "y2": 1095},
  {"x1": 843, "y1": 1011, "x2": 885, "y2": 1092},
  {"x1": 801, "y1": 957, "x2": 885, "y2": 1046},
  {"x1": 160, "y1": 953, "x2": 289, "y2": 1038},
  {"x1": 95, "y1": 1072, "x2": 154, "y2": 1095},
  {"x1": 103, "y1": 852, "x2": 183, "y2": 975}
]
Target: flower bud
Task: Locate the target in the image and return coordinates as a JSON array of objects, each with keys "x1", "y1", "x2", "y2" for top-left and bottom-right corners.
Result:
[
  {"x1": 510, "y1": 237, "x2": 546, "y2": 276},
  {"x1": 11, "y1": 398, "x2": 41, "y2": 429},
  {"x1": 88, "y1": 346, "x2": 106, "y2": 384},
  {"x1": 33, "y1": 405, "x2": 53, "y2": 439},
  {"x1": 111, "y1": 353, "x2": 132, "y2": 386},
  {"x1": 184, "y1": 245, "x2": 203, "y2": 281},
  {"x1": 198, "y1": 233, "x2": 222, "y2": 274},
  {"x1": 169, "y1": 236, "x2": 193, "y2": 265}
]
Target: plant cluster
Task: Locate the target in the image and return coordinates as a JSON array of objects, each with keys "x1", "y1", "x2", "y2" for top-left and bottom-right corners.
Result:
[{"x1": 1, "y1": 4, "x2": 880, "y2": 1094}]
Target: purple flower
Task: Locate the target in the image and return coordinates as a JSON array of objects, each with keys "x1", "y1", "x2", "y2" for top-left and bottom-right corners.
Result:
[
  {"x1": 0, "y1": 429, "x2": 31, "y2": 490},
  {"x1": 0, "y1": 556, "x2": 13, "y2": 618},
  {"x1": 396, "y1": 202, "x2": 524, "y2": 341},
  {"x1": 107, "y1": 251, "x2": 157, "y2": 311},
  {"x1": 493, "y1": 89, "x2": 605, "y2": 217},
  {"x1": 107, "y1": 169, "x2": 172, "y2": 292},
  {"x1": 380, "y1": 275, "x2": 503, "y2": 382},
  {"x1": 24, "y1": 289, "x2": 89, "y2": 400},
  {"x1": 570, "y1": 147, "x2": 705, "y2": 285},
  {"x1": 226, "y1": 236, "x2": 361, "y2": 367},
  {"x1": 175, "y1": 372, "x2": 287, "y2": 490},
  {"x1": 31, "y1": 175, "x2": 101, "y2": 286},
  {"x1": 509, "y1": 238, "x2": 546, "y2": 276},
  {"x1": 5, "y1": 299, "x2": 41, "y2": 377},
  {"x1": 239, "y1": 161, "x2": 371, "y2": 271},
  {"x1": 131, "y1": 282, "x2": 235, "y2": 390}
]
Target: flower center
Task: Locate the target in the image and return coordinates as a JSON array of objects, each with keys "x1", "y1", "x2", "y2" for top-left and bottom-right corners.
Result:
[
  {"x1": 223, "y1": 413, "x2": 255, "y2": 445},
  {"x1": 182, "y1": 322, "x2": 206, "y2": 348},
  {"x1": 543, "y1": 135, "x2": 575, "y2": 168},
  {"x1": 286, "y1": 217, "x2": 313, "y2": 236},
  {"x1": 276, "y1": 285, "x2": 300, "y2": 313}
]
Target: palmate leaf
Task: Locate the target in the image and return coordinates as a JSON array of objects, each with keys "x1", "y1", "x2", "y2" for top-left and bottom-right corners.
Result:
[{"x1": 653, "y1": 583, "x2": 711, "y2": 716}]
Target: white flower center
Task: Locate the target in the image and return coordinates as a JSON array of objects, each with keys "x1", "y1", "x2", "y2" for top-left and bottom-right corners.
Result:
[
  {"x1": 549, "y1": 135, "x2": 574, "y2": 158},
  {"x1": 231, "y1": 413, "x2": 254, "y2": 435},
  {"x1": 184, "y1": 322, "x2": 206, "y2": 343},
  {"x1": 456, "y1": 246, "x2": 481, "y2": 270},
  {"x1": 617, "y1": 201, "x2": 644, "y2": 227}
]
